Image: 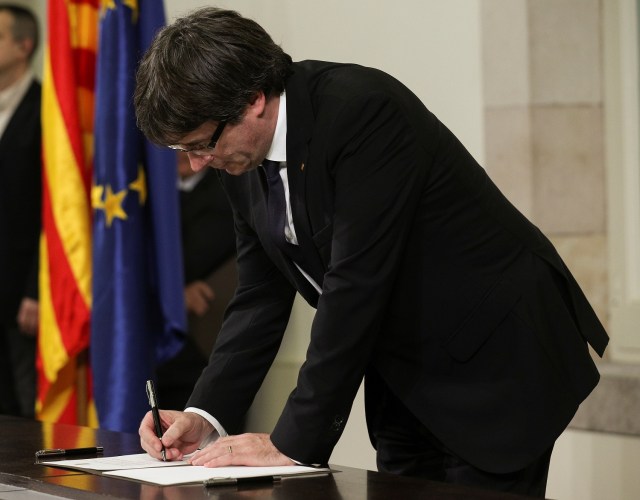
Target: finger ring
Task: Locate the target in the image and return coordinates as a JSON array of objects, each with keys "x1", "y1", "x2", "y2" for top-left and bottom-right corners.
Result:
[{"x1": 227, "y1": 445, "x2": 233, "y2": 454}]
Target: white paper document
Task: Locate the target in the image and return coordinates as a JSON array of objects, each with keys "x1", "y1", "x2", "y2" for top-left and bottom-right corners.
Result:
[
  {"x1": 38, "y1": 453, "x2": 190, "y2": 472},
  {"x1": 38, "y1": 453, "x2": 331, "y2": 486},
  {"x1": 104, "y1": 464, "x2": 330, "y2": 486}
]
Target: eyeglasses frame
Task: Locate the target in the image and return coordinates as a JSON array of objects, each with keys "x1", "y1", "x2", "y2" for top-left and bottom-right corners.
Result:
[{"x1": 168, "y1": 120, "x2": 227, "y2": 156}]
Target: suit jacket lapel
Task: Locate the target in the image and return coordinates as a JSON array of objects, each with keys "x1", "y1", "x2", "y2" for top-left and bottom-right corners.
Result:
[
  {"x1": 285, "y1": 69, "x2": 313, "y2": 246},
  {"x1": 285, "y1": 68, "x2": 327, "y2": 288}
]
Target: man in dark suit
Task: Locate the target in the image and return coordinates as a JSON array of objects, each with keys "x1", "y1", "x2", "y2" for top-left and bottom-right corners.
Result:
[
  {"x1": 0, "y1": 5, "x2": 41, "y2": 418},
  {"x1": 135, "y1": 8, "x2": 608, "y2": 497}
]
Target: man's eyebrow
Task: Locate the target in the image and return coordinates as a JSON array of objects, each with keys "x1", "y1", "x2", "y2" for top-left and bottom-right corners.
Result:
[{"x1": 172, "y1": 138, "x2": 208, "y2": 147}]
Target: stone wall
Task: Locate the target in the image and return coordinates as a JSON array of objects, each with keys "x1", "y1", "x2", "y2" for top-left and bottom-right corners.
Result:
[
  {"x1": 481, "y1": 0, "x2": 608, "y2": 329},
  {"x1": 481, "y1": 0, "x2": 640, "y2": 437}
]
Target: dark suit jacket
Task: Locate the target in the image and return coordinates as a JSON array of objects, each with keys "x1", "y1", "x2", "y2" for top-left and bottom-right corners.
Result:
[
  {"x1": 0, "y1": 80, "x2": 41, "y2": 323},
  {"x1": 188, "y1": 61, "x2": 609, "y2": 473}
]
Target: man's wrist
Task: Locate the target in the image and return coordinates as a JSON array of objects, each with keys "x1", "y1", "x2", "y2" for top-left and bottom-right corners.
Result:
[{"x1": 184, "y1": 407, "x2": 227, "y2": 448}]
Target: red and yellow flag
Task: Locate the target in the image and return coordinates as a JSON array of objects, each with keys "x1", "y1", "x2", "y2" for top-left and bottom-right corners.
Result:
[{"x1": 37, "y1": 0, "x2": 98, "y2": 425}]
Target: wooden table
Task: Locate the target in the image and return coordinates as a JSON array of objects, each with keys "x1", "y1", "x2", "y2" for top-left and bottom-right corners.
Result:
[{"x1": 0, "y1": 415, "x2": 537, "y2": 499}]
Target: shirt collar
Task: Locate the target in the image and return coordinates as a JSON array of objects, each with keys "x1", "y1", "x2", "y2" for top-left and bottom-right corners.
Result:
[
  {"x1": 264, "y1": 91, "x2": 287, "y2": 163},
  {"x1": 177, "y1": 169, "x2": 207, "y2": 192}
]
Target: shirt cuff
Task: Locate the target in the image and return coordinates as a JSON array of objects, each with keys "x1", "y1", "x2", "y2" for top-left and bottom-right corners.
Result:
[
  {"x1": 184, "y1": 407, "x2": 228, "y2": 448},
  {"x1": 183, "y1": 408, "x2": 319, "y2": 466}
]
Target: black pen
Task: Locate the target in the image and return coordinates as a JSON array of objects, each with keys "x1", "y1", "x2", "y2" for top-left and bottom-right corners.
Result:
[
  {"x1": 35, "y1": 446, "x2": 104, "y2": 458},
  {"x1": 145, "y1": 379, "x2": 166, "y2": 461},
  {"x1": 203, "y1": 475, "x2": 282, "y2": 487}
]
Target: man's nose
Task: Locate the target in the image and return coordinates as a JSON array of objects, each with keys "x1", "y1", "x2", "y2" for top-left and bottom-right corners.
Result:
[{"x1": 187, "y1": 153, "x2": 210, "y2": 172}]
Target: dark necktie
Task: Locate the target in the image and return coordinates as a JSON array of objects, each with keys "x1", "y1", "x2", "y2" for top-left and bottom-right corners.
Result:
[
  {"x1": 262, "y1": 160, "x2": 288, "y2": 248},
  {"x1": 263, "y1": 160, "x2": 304, "y2": 262},
  {"x1": 262, "y1": 160, "x2": 324, "y2": 291}
]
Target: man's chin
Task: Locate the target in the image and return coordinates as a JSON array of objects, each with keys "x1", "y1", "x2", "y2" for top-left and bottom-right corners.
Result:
[
  {"x1": 223, "y1": 163, "x2": 258, "y2": 176},
  {"x1": 224, "y1": 167, "x2": 244, "y2": 176},
  {"x1": 210, "y1": 163, "x2": 238, "y2": 175}
]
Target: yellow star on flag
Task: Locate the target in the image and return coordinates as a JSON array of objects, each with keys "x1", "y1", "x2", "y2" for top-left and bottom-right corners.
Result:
[
  {"x1": 92, "y1": 184, "x2": 105, "y2": 209},
  {"x1": 129, "y1": 165, "x2": 147, "y2": 205},
  {"x1": 124, "y1": 0, "x2": 139, "y2": 22},
  {"x1": 103, "y1": 185, "x2": 128, "y2": 227},
  {"x1": 100, "y1": 0, "x2": 116, "y2": 16},
  {"x1": 100, "y1": 0, "x2": 138, "y2": 22}
]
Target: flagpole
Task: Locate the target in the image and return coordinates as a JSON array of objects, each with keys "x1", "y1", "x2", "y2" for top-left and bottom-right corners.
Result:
[{"x1": 76, "y1": 350, "x2": 88, "y2": 425}]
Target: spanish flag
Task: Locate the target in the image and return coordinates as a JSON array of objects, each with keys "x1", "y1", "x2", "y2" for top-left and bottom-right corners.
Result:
[{"x1": 36, "y1": 0, "x2": 98, "y2": 425}]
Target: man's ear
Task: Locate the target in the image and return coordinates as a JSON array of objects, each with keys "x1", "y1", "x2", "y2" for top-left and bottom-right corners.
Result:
[{"x1": 247, "y1": 91, "x2": 267, "y2": 116}]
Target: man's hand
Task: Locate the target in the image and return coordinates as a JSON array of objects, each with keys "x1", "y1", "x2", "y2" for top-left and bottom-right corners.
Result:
[
  {"x1": 139, "y1": 410, "x2": 213, "y2": 461},
  {"x1": 188, "y1": 433, "x2": 294, "y2": 467},
  {"x1": 184, "y1": 281, "x2": 215, "y2": 316},
  {"x1": 16, "y1": 298, "x2": 38, "y2": 336}
]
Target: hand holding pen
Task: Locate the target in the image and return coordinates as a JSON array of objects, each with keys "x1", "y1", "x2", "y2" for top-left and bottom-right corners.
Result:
[
  {"x1": 139, "y1": 408, "x2": 216, "y2": 462},
  {"x1": 145, "y1": 379, "x2": 166, "y2": 461}
]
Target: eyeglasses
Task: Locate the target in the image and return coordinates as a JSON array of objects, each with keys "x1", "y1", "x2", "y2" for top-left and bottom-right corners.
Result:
[{"x1": 168, "y1": 120, "x2": 227, "y2": 156}]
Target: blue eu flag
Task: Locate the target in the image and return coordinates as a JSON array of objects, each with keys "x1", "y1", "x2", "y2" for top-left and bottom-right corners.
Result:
[{"x1": 92, "y1": 0, "x2": 186, "y2": 433}]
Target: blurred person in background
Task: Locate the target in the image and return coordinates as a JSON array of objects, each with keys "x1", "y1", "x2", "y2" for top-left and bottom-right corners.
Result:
[
  {"x1": 0, "y1": 4, "x2": 41, "y2": 418},
  {"x1": 156, "y1": 151, "x2": 236, "y2": 410}
]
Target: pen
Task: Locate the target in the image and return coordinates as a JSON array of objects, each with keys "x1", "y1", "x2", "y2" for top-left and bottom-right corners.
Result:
[
  {"x1": 203, "y1": 475, "x2": 282, "y2": 487},
  {"x1": 35, "y1": 446, "x2": 104, "y2": 458},
  {"x1": 145, "y1": 379, "x2": 166, "y2": 461}
]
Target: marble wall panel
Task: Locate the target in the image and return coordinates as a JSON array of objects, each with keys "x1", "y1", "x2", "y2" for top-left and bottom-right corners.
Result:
[
  {"x1": 571, "y1": 362, "x2": 640, "y2": 434},
  {"x1": 528, "y1": 0, "x2": 602, "y2": 104},
  {"x1": 481, "y1": 0, "x2": 530, "y2": 107},
  {"x1": 484, "y1": 105, "x2": 534, "y2": 218},
  {"x1": 550, "y1": 233, "x2": 609, "y2": 330},
  {"x1": 532, "y1": 104, "x2": 605, "y2": 234}
]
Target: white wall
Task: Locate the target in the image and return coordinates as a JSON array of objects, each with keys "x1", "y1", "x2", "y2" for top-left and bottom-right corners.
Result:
[{"x1": 163, "y1": 0, "x2": 485, "y2": 161}]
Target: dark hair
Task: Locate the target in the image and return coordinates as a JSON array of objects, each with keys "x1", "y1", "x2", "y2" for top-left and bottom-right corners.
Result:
[
  {"x1": 0, "y1": 4, "x2": 39, "y2": 60},
  {"x1": 134, "y1": 7, "x2": 293, "y2": 145}
]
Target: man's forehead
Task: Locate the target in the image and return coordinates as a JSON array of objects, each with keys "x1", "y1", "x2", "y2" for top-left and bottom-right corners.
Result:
[
  {"x1": 0, "y1": 11, "x2": 12, "y2": 28},
  {"x1": 175, "y1": 121, "x2": 216, "y2": 145}
]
